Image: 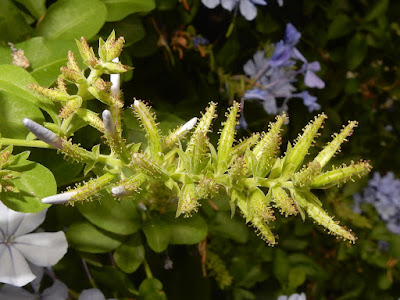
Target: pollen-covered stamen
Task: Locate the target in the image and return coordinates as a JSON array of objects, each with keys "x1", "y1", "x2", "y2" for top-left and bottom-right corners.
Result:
[
  {"x1": 102, "y1": 110, "x2": 116, "y2": 136},
  {"x1": 313, "y1": 121, "x2": 358, "y2": 168},
  {"x1": 23, "y1": 119, "x2": 63, "y2": 149},
  {"x1": 163, "y1": 117, "x2": 198, "y2": 149},
  {"x1": 110, "y1": 57, "x2": 120, "y2": 98},
  {"x1": 42, "y1": 191, "x2": 78, "y2": 204},
  {"x1": 310, "y1": 160, "x2": 372, "y2": 189}
]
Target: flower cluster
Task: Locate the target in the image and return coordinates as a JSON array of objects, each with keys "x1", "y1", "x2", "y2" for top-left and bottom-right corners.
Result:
[
  {"x1": 353, "y1": 172, "x2": 400, "y2": 235},
  {"x1": 241, "y1": 23, "x2": 324, "y2": 126},
  {"x1": 202, "y1": 0, "x2": 275, "y2": 21}
]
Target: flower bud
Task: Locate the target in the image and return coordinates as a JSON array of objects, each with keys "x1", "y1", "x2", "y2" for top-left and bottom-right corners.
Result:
[{"x1": 23, "y1": 119, "x2": 63, "y2": 149}]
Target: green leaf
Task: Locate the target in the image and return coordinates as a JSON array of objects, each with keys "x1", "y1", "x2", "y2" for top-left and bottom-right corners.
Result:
[
  {"x1": 365, "y1": 0, "x2": 389, "y2": 22},
  {"x1": 143, "y1": 218, "x2": 171, "y2": 252},
  {"x1": 66, "y1": 221, "x2": 123, "y2": 253},
  {"x1": 139, "y1": 278, "x2": 167, "y2": 300},
  {"x1": 168, "y1": 214, "x2": 208, "y2": 245},
  {"x1": 346, "y1": 33, "x2": 368, "y2": 70},
  {"x1": 273, "y1": 249, "x2": 289, "y2": 284},
  {"x1": 77, "y1": 190, "x2": 141, "y2": 235},
  {"x1": 101, "y1": 15, "x2": 146, "y2": 47},
  {"x1": 0, "y1": 0, "x2": 33, "y2": 43},
  {"x1": 0, "y1": 46, "x2": 12, "y2": 65},
  {"x1": 101, "y1": 0, "x2": 155, "y2": 22},
  {"x1": 14, "y1": 0, "x2": 46, "y2": 20},
  {"x1": 1, "y1": 160, "x2": 56, "y2": 213},
  {"x1": 0, "y1": 64, "x2": 56, "y2": 118},
  {"x1": 209, "y1": 212, "x2": 249, "y2": 243},
  {"x1": 16, "y1": 37, "x2": 82, "y2": 87},
  {"x1": 327, "y1": 14, "x2": 354, "y2": 40},
  {"x1": 34, "y1": 0, "x2": 107, "y2": 40},
  {"x1": 114, "y1": 233, "x2": 145, "y2": 273},
  {"x1": 0, "y1": 91, "x2": 45, "y2": 139},
  {"x1": 288, "y1": 267, "x2": 306, "y2": 290}
]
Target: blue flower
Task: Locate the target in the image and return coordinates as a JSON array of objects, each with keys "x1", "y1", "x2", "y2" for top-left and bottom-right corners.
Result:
[
  {"x1": 353, "y1": 172, "x2": 400, "y2": 235},
  {"x1": 277, "y1": 292, "x2": 306, "y2": 300},
  {"x1": 284, "y1": 23, "x2": 301, "y2": 47},
  {"x1": 301, "y1": 61, "x2": 325, "y2": 89},
  {"x1": 293, "y1": 91, "x2": 321, "y2": 112},
  {"x1": 79, "y1": 288, "x2": 116, "y2": 300},
  {"x1": 193, "y1": 36, "x2": 210, "y2": 47}
]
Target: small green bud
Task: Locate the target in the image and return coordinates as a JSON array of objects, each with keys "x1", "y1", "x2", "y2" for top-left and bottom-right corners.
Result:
[
  {"x1": 102, "y1": 61, "x2": 131, "y2": 74},
  {"x1": 177, "y1": 183, "x2": 199, "y2": 217},
  {"x1": 76, "y1": 37, "x2": 99, "y2": 68},
  {"x1": 217, "y1": 101, "x2": 240, "y2": 174},
  {"x1": 292, "y1": 161, "x2": 322, "y2": 188},
  {"x1": 133, "y1": 100, "x2": 163, "y2": 162},
  {"x1": 69, "y1": 173, "x2": 116, "y2": 203},
  {"x1": 313, "y1": 121, "x2": 358, "y2": 168},
  {"x1": 271, "y1": 186, "x2": 297, "y2": 216},
  {"x1": 163, "y1": 117, "x2": 197, "y2": 150},
  {"x1": 59, "y1": 97, "x2": 82, "y2": 119},
  {"x1": 310, "y1": 160, "x2": 372, "y2": 189},
  {"x1": 28, "y1": 83, "x2": 69, "y2": 102},
  {"x1": 75, "y1": 108, "x2": 105, "y2": 133},
  {"x1": 282, "y1": 113, "x2": 327, "y2": 175},
  {"x1": 130, "y1": 153, "x2": 169, "y2": 179}
]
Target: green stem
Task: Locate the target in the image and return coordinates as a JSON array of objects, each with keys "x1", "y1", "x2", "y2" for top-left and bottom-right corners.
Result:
[
  {"x1": 0, "y1": 138, "x2": 54, "y2": 149},
  {"x1": 143, "y1": 258, "x2": 153, "y2": 278},
  {"x1": 98, "y1": 154, "x2": 124, "y2": 167}
]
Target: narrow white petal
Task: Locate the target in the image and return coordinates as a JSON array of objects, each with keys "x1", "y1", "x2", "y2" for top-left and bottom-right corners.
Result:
[
  {"x1": 111, "y1": 186, "x2": 128, "y2": 196},
  {"x1": 110, "y1": 58, "x2": 120, "y2": 98},
  {"x1": 181, "y1": 117, "x2": 198, "y2": 131},
  {"x1": 41, "y1": 280, "x2": 69, "y2": 300},
  {"x1": 41, "y1": 191, "x2": 78, "y2": 204},
  {"x1": 0, "y1": 201, "x2": 47, "y2": 237},
  {"x1": 240, "y1": 0, "x2": 257, "y2": 20},
  {"x1": 78, "y1": 288, "x2": 106, "y2": 300},
  {"x1": 0, "y1": 244, "x2": 35, "y2": 287},
  {"x1": 221, "y1": 0, "x2": 237, "y2": 11},
  {"x1": 14, "y1": 231, "x2": 68, "y2": 267},
  {"x1": 102, "y1": 110, "x2": 116, "y2": 136},
  {"x1": 23, "y1": 119, "x2": 62, "y2": 149},
  {"x1": 0, "y1": 283, "x2": 35, "y2": 300}
]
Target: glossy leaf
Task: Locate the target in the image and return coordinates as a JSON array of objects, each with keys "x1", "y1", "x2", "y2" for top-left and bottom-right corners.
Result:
[
  {"x1": 347, "y1": 33, "x2": 368, "y2": 70},
  {"x1": 139, "y1": 278, "x2": 167, "y2": 300},
  {"x1": 168, "y1": 214, "x2": 208, "y2": 245},
  {"x1": 66, "y1": 221, "x2": 123, "y2": 253},
  {"x1": 143, "y1": 218, "x2": 171, "y2": 252},
  {"x1": 34, "y1": 0, "x2": 107, "y2": 40},
  {"x1": 209, "y1": 212, "x2": 249, "y2": 243},
  {"x1": 77, "y1": 190, "x2": 141, "y2": 235},
  {"x1": 0, "y1": 0, "x2": 33, "y2": 43},
  {"x1": 1, "y1": 160, "x2": 56, "y2": 213},
  {"x1": 16, "y1": 37, "x2": 82, "y2": 86},
  {"x1": 327, "y1": 14, "x2": 354, "y2": 40},
  {"x1": 0, "y1": 91, "x2": 45, "y2": 139},
  {"x1": 14, "y1": 0, "x2": 46, "y2": 20},
  {"x1": 114, "y1": 233, "x2": 145, "y2": 273},
  {"x1": 101, "y1": 0, "x2": 156, "y2": 22}
]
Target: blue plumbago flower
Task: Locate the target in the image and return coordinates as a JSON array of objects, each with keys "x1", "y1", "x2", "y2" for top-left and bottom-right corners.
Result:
[
  {"x1": 0, "y1": 279, "x2": 68, "y2": 300},
  {"x1": 79, "y1": 288, "x2": 116, "y2": 300},
  {"x1": 202, "y1": 0, "x2": 267, "y2": 21},
  {"x1": 0, "y1": 201, "x2": 68, "y2": 287},
  {"x1": 353, "y1": 172, "x2": 400, "y2": 235},
  {"x1": 240, "y1": 23, "x2": 324, "y2": 127},
  {"x1": 277, "y1": 293, "x2": 306, "y2": 300},
  {"x1": 292, "y1": 91, "x2": 321, "y2": 112}
]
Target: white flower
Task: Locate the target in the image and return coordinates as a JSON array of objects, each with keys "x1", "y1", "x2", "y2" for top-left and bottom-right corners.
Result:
[
  {"x1": 277, "y1": 292, "x2": 307, "y2": 300},
  {"x1": 0, "y1": 201, "x2": 68, "y2": 287}
]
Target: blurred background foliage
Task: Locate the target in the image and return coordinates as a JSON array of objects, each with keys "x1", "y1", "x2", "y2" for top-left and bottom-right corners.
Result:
[{"x1": 1, "y1": 0, "x2": 400, "y2": 299}]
